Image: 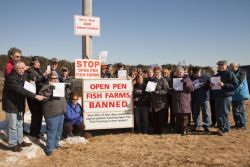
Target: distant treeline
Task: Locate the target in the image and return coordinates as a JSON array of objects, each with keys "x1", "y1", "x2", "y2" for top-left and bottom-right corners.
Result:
[{"x1": 0, "y1": 54, "x2": 214, "y2": 77}]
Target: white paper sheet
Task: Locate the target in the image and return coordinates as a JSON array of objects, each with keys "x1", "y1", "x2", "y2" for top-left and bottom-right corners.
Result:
[
  {"x1": 146, "y1": 81, "x2": 157, "y2": 92},
  {"x1": 118, "y1": 70, "x2": 127, "y2": 78},
  {"x1": 98, "y1": 51, "x2": 108, "y2": 63},
  {"x1": 24, "y1": 81, "x2": 36, "y2": 94},
  {"x1": 211, "y1": 76, "x2": 221, "y2": 90},
  {"x1": 193, "y1": 79, "x2": 201, "y2": 89},
  {"x1": 173, "y1": 78, "x2": 183, "y2": 91},
  {"x1": 51, "y1": 83, "x2": 65, "y2": 97},
  {"x1": 46, "y1": 65, "x2": 51, "y2": 74}
]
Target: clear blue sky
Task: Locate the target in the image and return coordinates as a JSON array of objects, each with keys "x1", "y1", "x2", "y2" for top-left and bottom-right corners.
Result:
[{"x1": 0, "y1": 0, "x2": 249, "y2": 66}]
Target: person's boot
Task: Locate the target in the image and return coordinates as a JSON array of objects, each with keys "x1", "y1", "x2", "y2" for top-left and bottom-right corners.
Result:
[
  {"x1": 18, "y1": 141, "x2": 32, "y2": 147},
  {"x1": 10, "y1": 145, "x2": 23, "y2": 152}
]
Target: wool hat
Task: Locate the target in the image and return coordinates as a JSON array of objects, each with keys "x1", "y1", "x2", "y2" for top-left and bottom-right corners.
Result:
[{"x1": 217, "y1": 60, "x2": 227, "y2": 65}]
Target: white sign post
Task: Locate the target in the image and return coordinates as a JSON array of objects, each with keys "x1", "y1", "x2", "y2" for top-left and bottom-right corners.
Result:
[
  {"x1": 75, "y1": 59, "x2": 101, "y2": 79},
  {"x1": 74, "y1": 15, "x2": 100, "y2": 36},
  {"x1": 82, "y1": 79, "x2": 134, "y2": 130}
]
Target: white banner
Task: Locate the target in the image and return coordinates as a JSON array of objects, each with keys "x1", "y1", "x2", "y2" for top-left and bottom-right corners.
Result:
[
  {"x1": 83, "y1": 79, "x2": 133, "y2": 92},
  {"x1": 83, "y1": 79, "x2": 134, "y2": 130}
]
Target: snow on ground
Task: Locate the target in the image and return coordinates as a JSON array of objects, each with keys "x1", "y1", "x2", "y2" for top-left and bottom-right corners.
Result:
[{"x1": 0, "y1": 111, "x2": 88, "y2": 166}]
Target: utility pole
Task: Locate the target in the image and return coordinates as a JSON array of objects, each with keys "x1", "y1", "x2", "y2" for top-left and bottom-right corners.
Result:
[{"x1": 82, "y1": 0, "x2": 92, "y2": 59}]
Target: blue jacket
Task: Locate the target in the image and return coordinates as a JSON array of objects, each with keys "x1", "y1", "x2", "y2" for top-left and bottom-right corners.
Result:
[
  {"x1": 213, "y1": 70, "x2": 239, "y2": 97},
  {"x1": 64, "y1": 102, "x2": 83, "y2": 125},
  {"x1": 232, "y1": 69, "x2": 250, "y2": 101}
]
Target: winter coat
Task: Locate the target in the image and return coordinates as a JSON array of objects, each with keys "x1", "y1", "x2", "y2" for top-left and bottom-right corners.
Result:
[
  {"x1": 133, "y1": 83, "x2": 149, "y2": 107},
  {"x1": 232, "y1": 69, "x2": 250, "y2": 101},
  {"x1": 149, "y1": 77, "x2": 169, "y2": 111},
  {"x1": 190, "y1": 75, "x2": 210, "y2": 102},
  {"x1": 4, "y1": 59, "x2": 14, "y2": 78},
  {"x1": 64, "y1": 102, "x2": 83, "y2": 125},
  {"x1": 39, "y1": 83, "x2": 66, "y2": 118},
  {"x1": 2, "y1": 70, "x2": 36, "y2": 113},
  {"x1": 212, "y1": 70, "x2": 239, "y2": 97},
  {"x1": 25, "y1": 66, "x2": 47, "y2": 93},
  {"x1": 170, "y1": 75, "x2": 194, "y2": 114}
]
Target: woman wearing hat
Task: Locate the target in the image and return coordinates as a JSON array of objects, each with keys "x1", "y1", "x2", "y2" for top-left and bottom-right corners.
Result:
[{"x1": 39, "y1": 71, "x2": 66, "y2": 156}]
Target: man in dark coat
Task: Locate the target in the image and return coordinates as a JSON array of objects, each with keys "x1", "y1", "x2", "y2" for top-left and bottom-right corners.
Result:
[
  {"x1": 25, "y1": 56, "x2": 47, "y2": 139},
  {"x1": 212, "y1": 60, "x2": 239, "y2": 135},
  {"x1": 2, "y1": 61, "x2": 45, "y2": 152}
]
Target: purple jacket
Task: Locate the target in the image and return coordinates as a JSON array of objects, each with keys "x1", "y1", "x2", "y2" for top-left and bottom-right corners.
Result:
[{"x1": 170, "y1": 76, "x2": 194, "y2": 114}]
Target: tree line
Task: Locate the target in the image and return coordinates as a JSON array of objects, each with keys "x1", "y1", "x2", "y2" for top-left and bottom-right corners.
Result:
[{"x1": 0, "y1": 54, "x2": 215, "y2": 77}]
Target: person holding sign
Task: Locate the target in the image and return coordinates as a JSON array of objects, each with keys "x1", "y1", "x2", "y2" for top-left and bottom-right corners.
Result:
[
  {"x1": 211, "y1": 60, "x2": 238, "y2": 136},
  {"x1": 39, "y1": 71, "x2": 66, "y2": 156},
  {"x1": 59, "y1": 67, "x2": 73, "y2": 101},
  {"x1": 149, "y1": 66, "x2": 169, "y2": 134},
  {"x1": 25, "y1": 56, "x2": 47, "y2": 139},
  {"x1": 133, "y1": 74, "x2": 150, "y2": 133},
  {"x1": 2, "y1": 61, "x2": 46, "y2": 152},
  {"x1": 190, "y1": 67, "x2": 211, "y2": 133},
  {"x1": 169, "y1": 66, "x2": 194, "y2": 135}
]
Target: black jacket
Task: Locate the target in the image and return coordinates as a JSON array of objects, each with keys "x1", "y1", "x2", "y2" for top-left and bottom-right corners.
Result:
[
  {"x1": 25, "y1": 66, "x2": 46, "y2": 93},
  {"x1": 133, "y1": 83, "x2": 149, "y2": 107},
  {"x1": 213, "y1": 70, "x2": 239, "y2": 97},
  {"x1": 2, "y1": 70, "x2": 36, "y2": 113},
  {"x1": 149, "y1": 77, "x2": 169, "y2": 111}
]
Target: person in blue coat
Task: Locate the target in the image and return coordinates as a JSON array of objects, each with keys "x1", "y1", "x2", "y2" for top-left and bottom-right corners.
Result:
[
  {"x1": 230, "y1": 63, "x2": 250, "y2": 129},
  {"x1": 63, "y1": 92, "x2": 85, "y2": 137}
]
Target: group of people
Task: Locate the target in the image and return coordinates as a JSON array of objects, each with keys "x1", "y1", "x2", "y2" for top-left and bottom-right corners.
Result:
[
  {"x1": 128, "y1": 60, "x2": 249, "y2": 136},
  {"x1": 1, "y1": 47, "x2": 249, "y2": 156},
  {"x1": 2, "y1": 47, "x2": 86, "y2": 156}
]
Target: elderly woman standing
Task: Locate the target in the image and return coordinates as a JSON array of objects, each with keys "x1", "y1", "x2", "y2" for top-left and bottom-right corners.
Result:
[
  {"x1": 149, "y1": 66, "x2": 169, "y2": 134},
  {"x1": 39, "y1": 71, "x2": 66, "y2": 156},
  {"x1": 170, "y1": 66, "x2": 194, "y2": 135}
]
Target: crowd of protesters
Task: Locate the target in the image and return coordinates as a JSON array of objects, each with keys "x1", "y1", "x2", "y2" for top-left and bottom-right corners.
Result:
[
  {"x1": 1, "y1": 47, "x2": 250, "y2": 156},
  {"x1": 99, "y1": 58, "x2": 249, "y2": 136}
]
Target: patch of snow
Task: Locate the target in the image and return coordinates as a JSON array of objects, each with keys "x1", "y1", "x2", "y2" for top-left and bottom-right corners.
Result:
[
  {"x1": 1, "y1": 111, "x2": 89, "y2": 166},
  {"x1": 60, "y1": 136, "x2": 89, "y2": 146}
]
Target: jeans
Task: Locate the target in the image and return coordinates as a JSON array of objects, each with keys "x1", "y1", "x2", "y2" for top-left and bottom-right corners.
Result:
[
  {"x1": 45, "y1": 114, "x2": 64, "y2": 153},
  {"x1": 215, "y1": 96, "x2": 232, "y2": 132},
  {"x1": 6, "y1": 112, "x2": 23, "y2": 147},
  {"x1": 232, "y1": 100, "x2": 246, "y2": 128},
  {"x1": 193, "y1": 101, "x2": 211, "y2": 128},
  {"x1": 135, "y1": 106, "x2": 149, "y2": 133}
]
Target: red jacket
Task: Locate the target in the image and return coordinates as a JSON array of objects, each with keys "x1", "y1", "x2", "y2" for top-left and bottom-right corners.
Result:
[{"x1": 4, "y1": 59, "x2": 14, "y2": 78}]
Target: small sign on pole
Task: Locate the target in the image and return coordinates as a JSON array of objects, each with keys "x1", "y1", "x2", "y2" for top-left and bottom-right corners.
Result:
[{"x1": 74, "y1": 15, "x2": 100, "y2": 36}]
